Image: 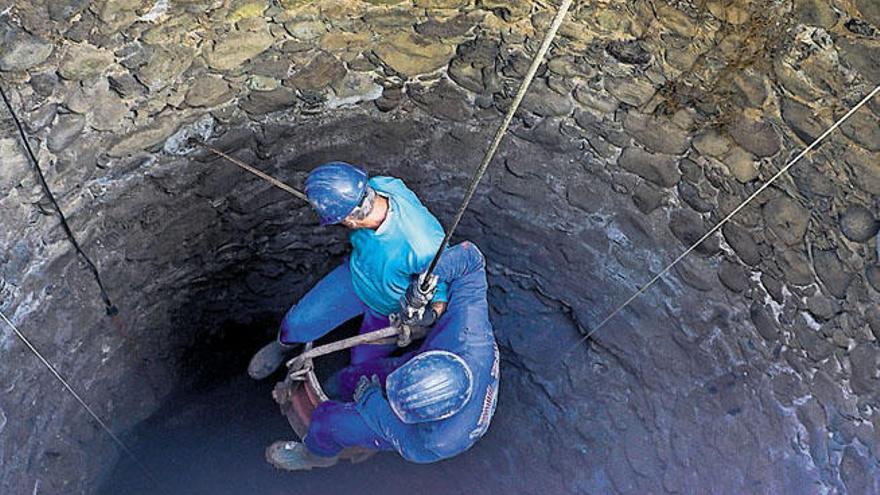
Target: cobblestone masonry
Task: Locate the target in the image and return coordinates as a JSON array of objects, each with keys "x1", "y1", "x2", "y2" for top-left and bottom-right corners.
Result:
[{"x1": 0, "y1": 0, "x2": 878, "y2": 493}]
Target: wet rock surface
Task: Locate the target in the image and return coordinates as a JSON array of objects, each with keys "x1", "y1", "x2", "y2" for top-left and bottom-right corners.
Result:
[{"x1": 0, "y1": 1, "x2": 878, "y2": 494}]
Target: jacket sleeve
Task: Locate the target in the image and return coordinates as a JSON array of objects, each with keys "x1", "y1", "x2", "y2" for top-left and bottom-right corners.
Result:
[
  {"x1": 433, "y1": 283, "x2": 449, "y2": 304},
  {"x1": 384, "y1": 176, "x2": 450, "y2": 304},
  {"x1": 404, "y1": 241, "x2": 485, "y2": 306},
  {"x1": 405, "y1": 249, "x2": 449, "y2": 304}
]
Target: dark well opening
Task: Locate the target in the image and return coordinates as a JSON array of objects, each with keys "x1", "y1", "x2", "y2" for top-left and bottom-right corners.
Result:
[
  {"x1": 90, "y1": 111, "x2": 611, "y2": 495},
  {"x1": 30, "y1": 109, "x2": 836, "y2": 494}
]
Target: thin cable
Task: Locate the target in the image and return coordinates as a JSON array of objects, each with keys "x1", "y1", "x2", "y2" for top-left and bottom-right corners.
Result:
[
  {"x1": 196, "y1": 142, "x2": 309, "y2": 202},
  {"x1": 421, "y1": 0, "x2": 574, "y2": 286},
  {"x1": 0, "y1": 309, "x2": 159, "y2": 487},
  {"x1": 565, "y1": 83, "x2": 880, "y2": 355},
  {"x1": 0, "y1": 85, "x2": 117, "y2": 316}
]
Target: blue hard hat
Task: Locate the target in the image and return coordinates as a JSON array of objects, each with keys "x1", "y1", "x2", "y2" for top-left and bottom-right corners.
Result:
[
  {"x1": 304, "y1": 162, "x2": 369, "y2": 225},
  {"x1": 386, "y1": 350, "x2": 474, "y2": 424}
]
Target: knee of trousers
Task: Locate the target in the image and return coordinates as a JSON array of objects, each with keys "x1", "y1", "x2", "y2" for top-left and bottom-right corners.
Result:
[
  {"x1": 309, "y1": 402, "x2": 345, "y2": 435},
  {"x1": 278, "y1": 311, "x2": 312, "y2": 344},
  {"x1": 305, "y1": 402, "x2": 346, "y2": 453},
  {"x1": 278, "y1": 319, "x2": 298, "y2": 344}
]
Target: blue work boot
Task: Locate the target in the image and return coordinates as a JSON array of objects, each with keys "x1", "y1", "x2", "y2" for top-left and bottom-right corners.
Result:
[
  {"x1": 266, "y1": 441, "x2": 339, "y2": 471},
  {"x1": 248, "y1": 340, "x2": 297, "y2": 380}
]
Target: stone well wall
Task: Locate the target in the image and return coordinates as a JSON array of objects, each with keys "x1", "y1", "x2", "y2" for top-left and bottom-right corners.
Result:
[{"x1": 0, "y1": 0, "x2": 878, "y2": 493}]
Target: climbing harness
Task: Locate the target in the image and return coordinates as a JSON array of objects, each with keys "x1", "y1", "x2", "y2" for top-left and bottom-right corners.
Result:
[
  {"x1": 564, "y1": 83, "x2": 880, "y2": 356},
  {"x1": 0, "y1": 310, "x2": 159, "y2": 487}
]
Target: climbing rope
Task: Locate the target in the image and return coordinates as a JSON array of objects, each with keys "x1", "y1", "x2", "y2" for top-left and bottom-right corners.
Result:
[
  {"x1": 192, "y1": 0, "x2": 574, "y2": 292},
  {"x1": 0, "y1": 85, "x2": 118, "y2": 316},
  {"x1": 195, "y1": 142, "x2": 309, "y2": 202},
  {"x1": 421, "y1": 0, "x2": 574, "y2": 286},
  {"x1": 0, "y1": 309, "x2": 159, "y2": 487},
  {"x1": 565, "y1": 83, "x2": 880, "y2": 355},
  {"x1": 285, "y1": 324, "x2": 403, "y2": 371},
  {"x1": 0, "y1": 84, "x2": 162, "y2": 485}
]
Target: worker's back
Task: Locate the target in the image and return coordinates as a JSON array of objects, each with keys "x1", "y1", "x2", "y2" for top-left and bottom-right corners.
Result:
[
  {"x1": 361, "y1": 242, "x2": 499, "y2": 463},
  {"x1": 348, "y1": 176, "x2": 449, "y2": 315}
]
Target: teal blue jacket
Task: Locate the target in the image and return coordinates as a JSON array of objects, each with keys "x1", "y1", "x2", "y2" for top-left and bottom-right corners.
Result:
[{"x1": 348, "y1": 177, "x2": 449, "y2": 315}]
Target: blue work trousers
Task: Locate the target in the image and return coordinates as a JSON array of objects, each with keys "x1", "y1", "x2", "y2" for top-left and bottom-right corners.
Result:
[
  {"x1": 305, "y1": 401, "x2": 393, "y2": 457},
  {"x1": 305, "y1": 357, "x2": 408, "y2": 457},
  {"x1": 279, "y1": 262, "x2": 394, "y2": 364}
]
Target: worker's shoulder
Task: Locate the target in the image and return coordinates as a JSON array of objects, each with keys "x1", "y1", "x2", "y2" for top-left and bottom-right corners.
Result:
[
  {"x1": 372, "y1": 176, "x2": 426, "y2": 213},
  {"x1": 368, "y1": 175, "x2": 409, "y2": 193}
]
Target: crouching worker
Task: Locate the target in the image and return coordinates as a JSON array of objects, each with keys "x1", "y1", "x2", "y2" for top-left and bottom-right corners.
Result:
[
  {"x1": 248, "y1": 161, "x2": 449, "y2": 378},
  {"x1": 266, "y1": 241, "x2": 499, "y2": 469}
]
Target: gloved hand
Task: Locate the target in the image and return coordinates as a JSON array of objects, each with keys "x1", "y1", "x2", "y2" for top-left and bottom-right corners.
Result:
[
  {"x1": 402, "y1": 272, "x2": 438, "y2": 312},
  {"x1": 353, "y1": 374, "x2": 382, "y2": 404},
  {"x1": 398, "y1": 305, "x2": 439, "y2": 328}
]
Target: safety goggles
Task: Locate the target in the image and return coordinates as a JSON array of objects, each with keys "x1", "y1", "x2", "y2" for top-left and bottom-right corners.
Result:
[{"x1": 346, "y1": 186, "x2": 376, "y2": 222}]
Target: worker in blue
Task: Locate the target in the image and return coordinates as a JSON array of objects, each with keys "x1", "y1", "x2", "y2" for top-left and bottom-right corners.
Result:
[
  {"x1": 248, "y1": 161, "x2": 451, "y2": 379},
  {"x1": 265, "y1": 241, "x2": 500, "y2": 469}
]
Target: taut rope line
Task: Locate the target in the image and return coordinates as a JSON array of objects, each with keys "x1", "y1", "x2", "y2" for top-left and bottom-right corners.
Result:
[
  {"x1": 564, "y1": 83, "x2": 880, "y2": 356},
  {"x1": 0, "y1": 85, "x2": 118, "y2": 316},
  {"x1": 192, "y1": 0, "x2": 575, "y2": 294},
  {"x1": 421, "y1": 0, "x2": 574, "y2": 285},
  {"x1": 196, "y1": 142, "x2": 309, "y2": 202},
  {"x1": 0, "y1": 310, "x2": 159, "y2": 487}
]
